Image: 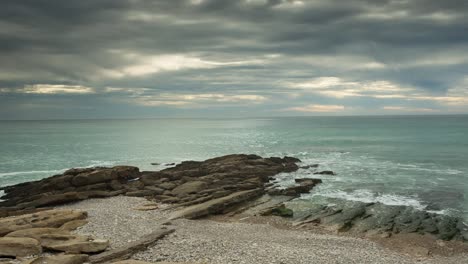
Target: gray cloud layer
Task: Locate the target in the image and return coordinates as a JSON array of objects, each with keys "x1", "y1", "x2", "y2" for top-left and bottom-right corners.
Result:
[{"x1": 1, "y1": 0, "x2": 467, "y2": 119}]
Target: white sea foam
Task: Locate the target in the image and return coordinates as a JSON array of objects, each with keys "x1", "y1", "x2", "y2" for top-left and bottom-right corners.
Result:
[
  {"x1": 308, "y1": 189, "x2": 427, "y2": 211},
  {"x1": 0, "y1": 160, "x2": 118, "y2": 187},
  {"x1": 0, "y1": 170, "x2": 65, "y2": 178}
]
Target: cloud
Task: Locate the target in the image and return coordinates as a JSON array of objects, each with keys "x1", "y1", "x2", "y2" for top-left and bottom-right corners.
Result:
[
  {"x1": 104, "y1": 52, "x2": 266, "y2": 78},
  {"x1": 1, "y1": 84, "x2": 94, "y2": 94},
  {"x1": 133, "y1": 93, "x2": 268, "y2": 107},
  {"x1": 382, "y1": 106, "x2": 438, "y2": 112},
  {"x1": 0, "y1": 0, "x2": 467, "y2": 118},
  {"x1": 285, "y1": 104, "x2": 345, "y2": 113}
]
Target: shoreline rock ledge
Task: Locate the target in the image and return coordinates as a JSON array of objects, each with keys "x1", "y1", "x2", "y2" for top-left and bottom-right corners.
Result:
[{"x1": 0, "y1": 154, "x2": 302, "y2": 214}]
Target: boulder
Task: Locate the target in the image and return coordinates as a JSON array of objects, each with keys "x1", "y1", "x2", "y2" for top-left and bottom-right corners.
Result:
[
  {"x1": 0, "y1": 210, "x2": 87, "y2": 236},
  {"x1": 0, "y1": 237, "x2": 42, "y2": 257},
  {"x1": 22, "y1": 254, "x2": 89, "y2": 264}
]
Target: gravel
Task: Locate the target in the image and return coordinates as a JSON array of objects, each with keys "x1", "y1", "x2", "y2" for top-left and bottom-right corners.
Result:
[
  {"x1": 57, "y1": 195, "x2": 173, "y2": 249},
  {"x1": 58, "y1": 196, "x2": 468, "y2": 264}
]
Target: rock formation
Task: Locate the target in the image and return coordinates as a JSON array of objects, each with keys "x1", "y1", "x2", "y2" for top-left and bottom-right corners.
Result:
[{"x1": 0, "y1": 153, "x2": 467, "y2": 263}]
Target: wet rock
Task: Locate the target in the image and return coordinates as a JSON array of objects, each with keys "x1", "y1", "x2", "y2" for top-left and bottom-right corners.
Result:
[
  {"x1": 313, "y1": 170, "x2": 336, "y2": 175},
  {"x1": 0, "y1": 237, "x2": 42, "y2": 257},
  {"x1": 300, "y1": 164, "x2": 319, "y2": 169},
  {"x1": 262, "y1": 204, "x2": 293, "y2": 217},
  {"x1": 268, "y1": 178, "x2": 322, "y2": 197},
  {"x1": 291, "y1": 199, "x2": 466, "y2": 241}
]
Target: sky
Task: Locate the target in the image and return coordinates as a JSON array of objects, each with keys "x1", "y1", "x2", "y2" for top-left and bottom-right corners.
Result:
[{"x1": 0, "y1": 0, "x2": 467, "y2": 119}]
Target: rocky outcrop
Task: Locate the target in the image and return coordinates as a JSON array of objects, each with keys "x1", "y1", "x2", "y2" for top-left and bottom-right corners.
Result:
[
  {"x1": 0, "y1": 154, "x2": 301, "y2": 211},
  {"x1": 0, "y1": 209, "x2": 108, "y2": 261},
  {"x1": 0, "y1": 166, "x2": 139, "y2": 209}
]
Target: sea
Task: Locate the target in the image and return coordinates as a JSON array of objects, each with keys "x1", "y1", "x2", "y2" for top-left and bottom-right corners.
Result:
[{"x1": 1, "y1": 116, "x2": 467, "y2": 220}]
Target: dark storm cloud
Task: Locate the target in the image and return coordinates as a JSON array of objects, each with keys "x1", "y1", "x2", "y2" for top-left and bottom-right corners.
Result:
[{"x1": 0, "y1": 0, "x2": 467, "y2": 119}]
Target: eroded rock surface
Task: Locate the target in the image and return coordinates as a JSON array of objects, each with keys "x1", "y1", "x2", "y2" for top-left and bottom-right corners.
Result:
[
  {"x1": 0, "y1": 237, "x2": 41, "y2": 257},
  {"x1": 292, "y1": 200, "x2": 468, "y2": 241},
  {"x1": 0, "y1": 210, "x2": 87, "y2": 236}
]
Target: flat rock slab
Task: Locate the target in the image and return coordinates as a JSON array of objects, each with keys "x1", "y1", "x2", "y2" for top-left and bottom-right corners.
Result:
[
  {"x1": 169, "y1": 189, "x2": 263, "y2": 220},
  {"x1": 0, "y1": 237, "x2": 42, "y2": 257},
  {"x1": 6, "y1": 227, "x2": 109, "y2": 254},
  {"x1": 89, "y1": 227, "x2": 175, "y2": 263},
  {"x1": 0, "y1": 210, "x2": 87, "y2": 236},
  {"x1": 22, "y1": 254, "x2": 89, "y2": 264}
]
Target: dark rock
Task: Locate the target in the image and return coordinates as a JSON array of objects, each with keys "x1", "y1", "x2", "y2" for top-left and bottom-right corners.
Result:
[
  {"x1": 283, "y1": 156, "x2": 301, "y2": 163},
  {"x1": 313, "y1": 170, "x2": 336, "y2": 175},
  {"x1": 159, "y1": 182, "x2": 177, "y2": 190},
  {"x1": 150, "y1": 163, "x2": 160, "y2": 166},
  {"x1": 269, "y1": 178, "x2": 322, "y2": 197},
  {"x1": 262, "y1": 204, "x2": 293, "y2": 217},
  {"x1": 300, "y1": 164, "x2": 319, "y2": 169}
]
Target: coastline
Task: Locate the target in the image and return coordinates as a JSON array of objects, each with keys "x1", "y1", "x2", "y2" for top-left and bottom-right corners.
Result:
[{"x1": 1, "y1": 154, "x2": 467, "y2": 263}]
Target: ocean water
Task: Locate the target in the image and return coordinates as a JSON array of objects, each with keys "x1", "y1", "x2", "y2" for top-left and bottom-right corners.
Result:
[{"x1": 1, "y1": 116, "x2": 467, "y2": 219}]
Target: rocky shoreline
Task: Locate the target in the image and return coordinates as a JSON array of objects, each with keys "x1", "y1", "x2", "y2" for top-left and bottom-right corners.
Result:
[{"x1": 0, "y1": 154, "x2": 467, "y2": 263}]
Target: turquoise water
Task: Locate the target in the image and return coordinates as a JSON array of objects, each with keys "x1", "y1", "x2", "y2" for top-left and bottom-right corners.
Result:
[{"x1": 1, "y1": 116, "x2": 467, "y2": 219}]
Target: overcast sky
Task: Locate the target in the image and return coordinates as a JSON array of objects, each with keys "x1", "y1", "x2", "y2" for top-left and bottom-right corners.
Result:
[{"x1": 1, "y1": 0, "x2": 467, "y2": 119}]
